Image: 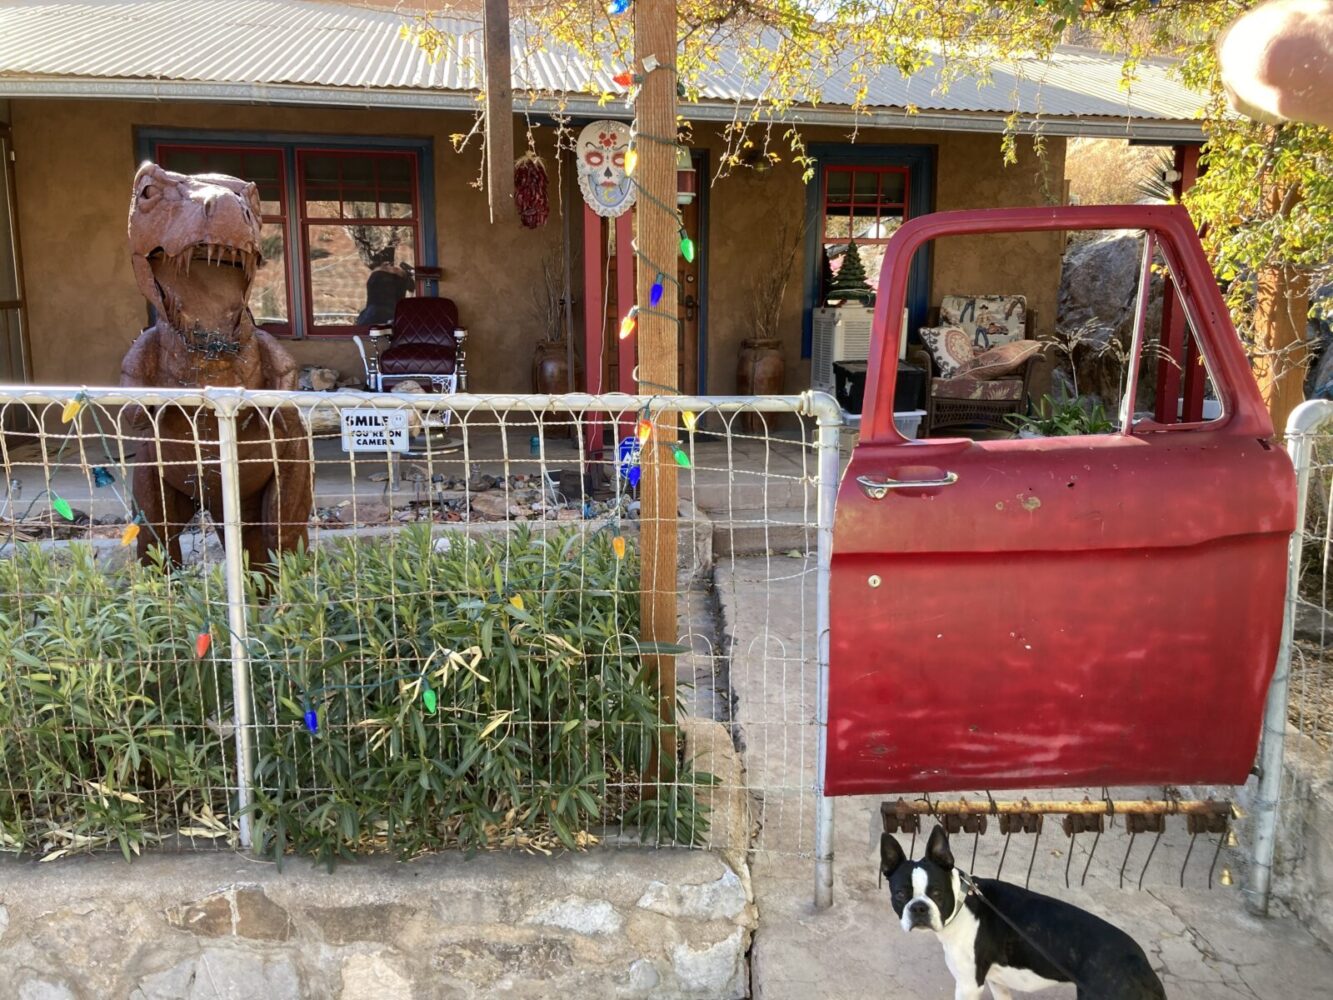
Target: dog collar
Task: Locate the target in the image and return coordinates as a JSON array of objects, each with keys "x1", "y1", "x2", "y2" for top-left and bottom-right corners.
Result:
[{"x1": 941, "y1": 870, "x2": 973, "y2": 927}]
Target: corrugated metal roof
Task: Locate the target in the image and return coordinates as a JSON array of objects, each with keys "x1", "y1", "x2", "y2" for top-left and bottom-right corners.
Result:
[{"x1": 0, "y1": 0, "x2": 1206, "y2": 132}]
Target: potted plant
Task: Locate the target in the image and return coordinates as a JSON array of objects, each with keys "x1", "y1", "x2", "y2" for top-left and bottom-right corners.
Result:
[
  {"x1": 1006, "y1": 394, "x2": 1118, "y2": 437},
  {"x1": 738, "y1": 220, "x2": 805, "y2": 424},
  {"x1": 531, "y1": 252, "x2": 579, "y2": 395}
]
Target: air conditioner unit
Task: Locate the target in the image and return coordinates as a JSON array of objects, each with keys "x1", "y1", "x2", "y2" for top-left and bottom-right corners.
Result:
[{"x1": 811, "y1": 305, "x2": 875, "y2": 395}]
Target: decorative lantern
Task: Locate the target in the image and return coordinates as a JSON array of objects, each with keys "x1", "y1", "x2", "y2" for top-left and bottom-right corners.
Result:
[{"x1": 676, "y1": 146, "x2": 697, "y2": 207}]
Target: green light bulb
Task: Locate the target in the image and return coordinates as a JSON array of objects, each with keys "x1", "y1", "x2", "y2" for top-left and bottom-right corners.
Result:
[
  {"x1": 672, "y1": 446, "x2": 692, "y2": 468},
  {"x1": 51, "y1": 495, "x2": 73, "y2": 521},
  {"x1": 680, "y1": 234, "x2": 696, "y2": 263},
  {"x1": 422, "y1": 687, "x2": 438, "y2": 714}
]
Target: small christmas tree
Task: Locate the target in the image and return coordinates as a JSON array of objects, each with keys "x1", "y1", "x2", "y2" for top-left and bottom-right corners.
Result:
[
  {"x1": 825, "y1": 241, "x2": 873, "y2": 304},
  {"x1": 820, "y1": 248, "x2": 834, "y2": 303}
]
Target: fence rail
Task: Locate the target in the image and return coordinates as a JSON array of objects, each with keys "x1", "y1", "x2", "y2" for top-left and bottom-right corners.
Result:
[{"x1": 0, "y1": 386, "x2": 842, "y2": 883}]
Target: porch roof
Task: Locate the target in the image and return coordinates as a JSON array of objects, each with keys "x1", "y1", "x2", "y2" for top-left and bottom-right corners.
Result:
[{"x1": 0, "y1": 0, "x2": 1205, "y2": 142}]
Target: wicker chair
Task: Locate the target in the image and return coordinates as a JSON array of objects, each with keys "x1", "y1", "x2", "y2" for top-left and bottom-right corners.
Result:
[{"x1": 908, "y1": 305, "x2": 1039, "y2": 437}]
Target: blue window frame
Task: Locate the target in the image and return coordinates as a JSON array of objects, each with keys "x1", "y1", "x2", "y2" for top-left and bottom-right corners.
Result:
[
  {"x1": 802, "y1": 143, "x2": 935, "y2": 357},
  {"x1": 135, "y1": 129, "x2": 437, "y2": 339}
]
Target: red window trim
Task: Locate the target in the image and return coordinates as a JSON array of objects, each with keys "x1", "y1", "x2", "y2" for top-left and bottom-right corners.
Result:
[
  {"x1": 296, "y1": 148, "x2": 422, "y2": 338},
  {"x1": 154, "y1": 143, "x2": 293, "y2": 338},
  {"x1": 820, "y1": 165, "x2": 910, "y2": 246}
]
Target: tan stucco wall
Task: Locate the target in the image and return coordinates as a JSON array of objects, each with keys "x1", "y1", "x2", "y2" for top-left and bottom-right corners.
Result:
[{"x1": 9, "y1": 99, "x2": 1064, "y2": 396}]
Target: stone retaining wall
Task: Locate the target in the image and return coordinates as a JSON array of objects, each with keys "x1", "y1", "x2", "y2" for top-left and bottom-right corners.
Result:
[{"x1": 0, "y1": 845, "x2": 754, "y2": 1000}]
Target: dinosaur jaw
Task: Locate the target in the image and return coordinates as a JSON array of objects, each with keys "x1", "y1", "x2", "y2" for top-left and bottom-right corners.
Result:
[{"x1": 149, "y1": 243, "x2": 259, "y2": 350}]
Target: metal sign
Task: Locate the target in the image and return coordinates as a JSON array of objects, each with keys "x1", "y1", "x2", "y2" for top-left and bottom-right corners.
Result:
[{"x1": 340, "y1": 408, "x2": 410, "y2": 453}]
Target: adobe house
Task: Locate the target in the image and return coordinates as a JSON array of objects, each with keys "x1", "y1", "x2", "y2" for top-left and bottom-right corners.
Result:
[{"x1": 0, "y1": 0, "x2": 1205, "y2": 400}]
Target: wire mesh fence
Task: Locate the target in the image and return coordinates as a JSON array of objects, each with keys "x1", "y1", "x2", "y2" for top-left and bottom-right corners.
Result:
[{"x1": 0, "y1": 386, "x2": 840, "y2": 871}]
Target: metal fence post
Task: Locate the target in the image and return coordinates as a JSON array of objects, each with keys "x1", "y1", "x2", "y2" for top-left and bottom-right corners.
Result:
[
  {"x1": 1247, "y1": 399, "x2": 1329, "y2": 915},
  {"x1": 212, "y1": 390, "x2": 256, "y2": 850},
  {"x1": 808, "y1": 391, "x2": 842, "y2": 910}
]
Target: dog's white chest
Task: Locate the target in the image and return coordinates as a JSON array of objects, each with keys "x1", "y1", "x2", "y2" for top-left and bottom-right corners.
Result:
[{"x1": 986, "y1": 964, "x2": 1063, "y2": 993}]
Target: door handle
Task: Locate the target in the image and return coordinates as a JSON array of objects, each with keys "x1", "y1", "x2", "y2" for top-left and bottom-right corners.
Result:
[{"x1": 856, "y1": 471, "x2": 958, "y2": 500}]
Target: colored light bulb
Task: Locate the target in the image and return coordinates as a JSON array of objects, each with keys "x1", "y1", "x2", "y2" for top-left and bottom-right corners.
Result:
[
  {"x1": 680, "y1": 234, "x2": 696, "y2": 262},
  {"x1": 612, "y1": 535, "x2": 626, "y2": 560},
  {"x1": 612, "y1": 70, "x2": 635, "y2": 87},
  {"x1": 609, "y1": 0, "x2": 631, "y2": 13},
  {"x1": 627, "y1": 465, "x2": 641, "y2": 488},
  {"x1": 92, "y1": 466, "x2": 115, "y2": 488},
  {"x1": 120, "y1": 521, "x2": 140, "y2": 547},
  {"x1": 61, "y1": 399, "x2": 82, "y2": 423},
  {"x1": 682, "y1": 411, "x2": 697, "y2": 432},
  {"x1": 619, "y1": 307, "x2": 638, "y2": 340},
  {"x1": 422, "y1": 686, "x2": 438, "y2": 714},
  {"x1": 195, "y1": 631, "x2": 212, "y2": 658},
  {"x1": 672, "y1": 446, "x2": 692, "y2": 469},
  {"x1": 509, "y1": 594, "x2": 525, "y2": 611},
  {"x1": 624, "y1": 147, "x2": 638, "y2": 177},
  {"x1": 636, "y1": 419, "x2": 653, "y2": 445},
  {"x1": 650, "y1": 274, "x2": 664, "y2": 307},
  {"x1": 51, "y1": 494, "x2": 73, "y2": 521},
  {"x1": 304, "y1": 709, "x2": 319, "y2": 734}
]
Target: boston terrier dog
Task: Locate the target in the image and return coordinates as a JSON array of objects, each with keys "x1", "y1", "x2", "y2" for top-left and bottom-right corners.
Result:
[{"x1": 881, "y1": 825, "x2": 1167, "y2": 1000}]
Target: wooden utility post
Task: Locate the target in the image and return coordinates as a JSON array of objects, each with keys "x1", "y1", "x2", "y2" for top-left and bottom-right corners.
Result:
[
  {"x1": 635, "y1": 0, "x2": 679, "y2": 784},
  {"x1": 482, "y1": 0, "x2": 514, "y2": 223}
]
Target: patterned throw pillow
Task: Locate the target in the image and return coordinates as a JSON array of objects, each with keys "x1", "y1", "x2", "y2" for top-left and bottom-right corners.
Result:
[
  {"x1": 940, "y1": 294, "x2": 1027, "y2": 349},
  {"x1": 919, "y1": 326, "x2": 974, "y2": 378},
  {"x1": 958, "y1": 340, "x2": 1043, "y2": 380}
]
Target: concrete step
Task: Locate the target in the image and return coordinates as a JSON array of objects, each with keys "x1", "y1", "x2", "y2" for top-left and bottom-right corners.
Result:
[{"x1": 710, "y1": 508, "x2": 814, "y2": 557}]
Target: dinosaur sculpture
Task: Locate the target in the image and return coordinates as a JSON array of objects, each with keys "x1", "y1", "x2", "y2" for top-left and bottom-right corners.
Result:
[{"x1": 121, "y1": 161, "x2": 312, "y2": 570}]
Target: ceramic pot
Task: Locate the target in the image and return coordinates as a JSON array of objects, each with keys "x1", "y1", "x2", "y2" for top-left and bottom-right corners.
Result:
[
  {"x1": 737, "y1": 337, "x2": 785, "y2": 431},
  {"x1": 533, "y1": 339, "x2": 574, "y2": 394}
]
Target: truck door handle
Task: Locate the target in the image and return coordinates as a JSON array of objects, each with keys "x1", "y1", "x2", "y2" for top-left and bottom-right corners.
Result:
[{"x1": 856, "y1": 472, "x2": 959, "y2": 500}]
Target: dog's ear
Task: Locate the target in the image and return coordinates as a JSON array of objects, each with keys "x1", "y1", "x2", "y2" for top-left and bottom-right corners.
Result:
[
  {"x1": 925, "y1": 824, "x2": 954, "y2": 869},
  {"x1": 880, "y1": 833, "x2": 906, "y2": 885}
]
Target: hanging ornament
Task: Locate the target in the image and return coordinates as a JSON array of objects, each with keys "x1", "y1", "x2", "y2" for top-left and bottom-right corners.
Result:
[
  {"x1": 513, "y1": 151, "x2": 550, "y2": 229},
  {"x1": 617, "y1": 435, "x2": 643, "y2": 488},
  {"x1": 575, "y1": 121, "x2": 637, "y2": 218}
]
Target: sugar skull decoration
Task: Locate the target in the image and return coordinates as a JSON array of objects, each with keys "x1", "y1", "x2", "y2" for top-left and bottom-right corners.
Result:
[{"x1": 576, "y1": 120, "x2": 637, "y2": 218}]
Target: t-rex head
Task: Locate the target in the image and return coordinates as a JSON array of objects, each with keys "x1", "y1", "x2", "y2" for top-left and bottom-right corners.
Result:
[{"x1": 128, "y1": 161, "x2": 263, "y2": 344}]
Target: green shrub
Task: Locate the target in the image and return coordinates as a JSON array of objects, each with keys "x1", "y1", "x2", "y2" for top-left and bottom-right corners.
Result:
[{"x1": 0, "y1": 526, "x2": 708, "y2": 865}]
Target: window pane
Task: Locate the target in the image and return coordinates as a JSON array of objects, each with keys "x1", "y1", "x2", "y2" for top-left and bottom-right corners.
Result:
[
  {"x1": 853, "y1": 170, "x2": 878, "y2": 203},
  {"x1": 824, "y1": 214, "x2": 851, "y2": 240},
  {"x1": 344, "y1": 188, "x2": 379, "y2": 219},
  {"x1": 341, "y1": 157, "x2": 375, "y2": 185},
  {"x1": 252, "y1": 222, "x2": 289, "y2": 326},
  {"x1": 242, "y1": 153, "x2": 281, "y2": 183},
  {"x1": 881, "y1": 171, "x2": 906, "y2": 203},
  {"x1": 308, "y1": 223, "x2": 415, "y2": 328},
  {"x1": 378, "y1": 156, "x2": 412, "y2": 186},
  {"x1": 304, "y1": 185, "x2": 341, "y2": 219},
  {"x1": 850, "y1": 205, "x2": 880, "y2": 242},
  {"x1": 303, "y1": 154, "x2": 341, "y2": 184},
  {"x1": 161, "y1": 150, "x2": 206, "y2": 175},
  {"x1": 257, "y1": 179, "x2": 283, "y2": 217},
  {"x1": 826, "y1": 170, "x2": 851, "y2": 201},
  {"x1": 380, "y1": 188, "x2": 414, "y2": 219}
]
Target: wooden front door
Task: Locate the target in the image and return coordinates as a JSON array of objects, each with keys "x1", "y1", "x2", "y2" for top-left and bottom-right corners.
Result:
[
  {"x1": 676, "y1": 184, "x2": 701, "y2": 395},
  {"x1": 0, "y1": 123, "x2": 32, "y2": 433}
]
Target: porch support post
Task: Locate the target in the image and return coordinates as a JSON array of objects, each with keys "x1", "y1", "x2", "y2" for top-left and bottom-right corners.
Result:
[
  {"x1": 1155, "y1": 144, "x2": 1201, "y2": 423},
  {"x1": 482, "y1": 0, "x2": 514, "y2": 223},
  {"x1": 635, "y1": 0, "x2": 680, "y2": 791},
  {"x1": 583, "y1": 204, "x2": 604, "y2": 459}
]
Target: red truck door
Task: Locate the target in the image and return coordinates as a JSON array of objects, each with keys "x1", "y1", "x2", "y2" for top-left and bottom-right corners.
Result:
[{"x1": 826, "y1": 206, "x2": 1296, "y2": 795}]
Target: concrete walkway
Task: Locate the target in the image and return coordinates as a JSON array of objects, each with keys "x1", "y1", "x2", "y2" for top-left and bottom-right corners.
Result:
[{"x1": 714, "y1": 556, "x2": 1333, "y2": 999}]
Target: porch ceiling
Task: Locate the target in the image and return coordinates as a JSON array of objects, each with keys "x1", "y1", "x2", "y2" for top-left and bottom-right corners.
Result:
[{"x1": 0, "y1": 0, "x2": 1206, "y2": 142}]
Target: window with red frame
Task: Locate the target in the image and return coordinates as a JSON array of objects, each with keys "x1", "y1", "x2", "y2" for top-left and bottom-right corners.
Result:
[
  {"x1": 156, "y1": 145, "x2": 292, "y2": 336},
  {"x1": 298, "y1": 150, "x2": 419, "y2": 336},
  {"x1": 820, "y1": 165, "x2": 909, "y2": 302},
  {"x1": 153, "y1": 144, "x2": 423, "y2": 338}
]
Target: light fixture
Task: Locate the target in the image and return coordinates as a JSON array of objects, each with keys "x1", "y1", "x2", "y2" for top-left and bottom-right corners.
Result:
[{"x1": 676, "y1": 146, "x2": 697, "y2": 206}]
